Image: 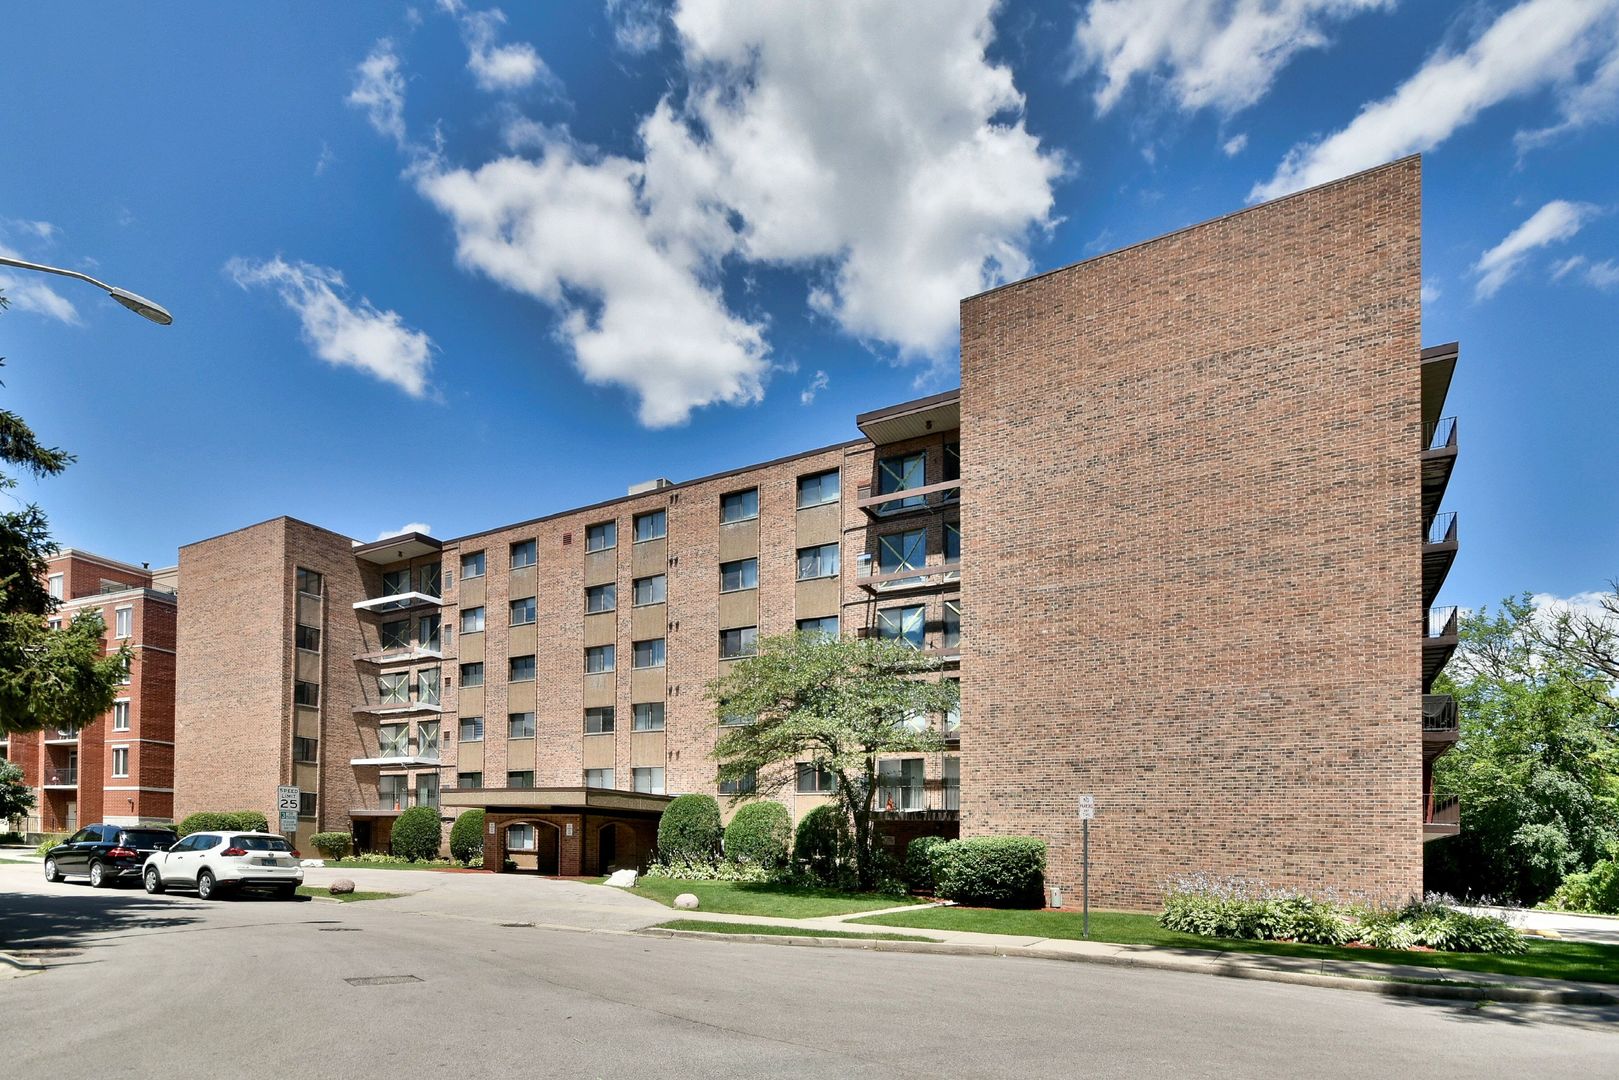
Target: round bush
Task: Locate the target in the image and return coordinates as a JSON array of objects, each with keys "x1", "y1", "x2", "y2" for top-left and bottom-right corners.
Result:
[
  {"x1": 228, "y1": 810, "x2": 270, "y2": 833},
  {"x1": 723, "y1": 801, "x2": 791, "y2": 869},
  {"x1": 794, "y1": 804, "x2": 851, "y2": 883},
  {"x1": 933, "y1": 836, "x2": 1047, "y2": 908},
  {"x1": 178, "y1": 810, "x2": 271, "y2": 837},
  {"x1": 310, "y1": 832, "x2": 353, "y2": 860},
  {"x1": 450, "y1": 809, "x2": 486, "y2": 865},
  {"x1": 391, "y1": 805, "x2": 442, "y2": 862},
  {"x1": 657, "y1": 794, "x2": 723, "y2": 862},
  {"x1": 905, "y1": 835, "x2": 949, "y2": 892}
]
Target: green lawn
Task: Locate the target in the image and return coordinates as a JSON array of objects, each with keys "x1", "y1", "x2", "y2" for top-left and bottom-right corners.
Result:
[
  {"x1": 848, "y1": 907, "x2": 1619, "y2": 985},
  {"x1": 653, "y1": 919, "x2": 939, "y2": 943},
  {"x1": 629, "y1": 877, "x2": 925, "y2": 918},
  {"x1": 297, "y1": 885, "x2": 399, "y2": 903}
]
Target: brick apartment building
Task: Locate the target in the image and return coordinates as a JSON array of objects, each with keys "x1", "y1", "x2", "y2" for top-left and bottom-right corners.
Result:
[
  {"x1": 4, "y1": 551, "x2": 178, "y2": 834},
  {"x1": 172, "y1": 156, "x2": 1459, "y2": 904}
]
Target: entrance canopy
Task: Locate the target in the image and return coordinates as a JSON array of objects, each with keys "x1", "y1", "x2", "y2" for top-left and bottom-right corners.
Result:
[{"x1": 441, "y1": 785, "x2": 674, "y2": 818}]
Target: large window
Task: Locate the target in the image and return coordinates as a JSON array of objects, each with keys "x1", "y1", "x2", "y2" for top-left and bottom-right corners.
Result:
[
  {"x1": 633, "y1": 574, "x2": 666, "y2": 606},
  {"x1": 720, "y1": 488, "x2": 759, "y2": 523},
  {"x1": 379, "y1": 723, "x2": 409, "y2": 758},
  {"x1": 418, "y1": 614, "x2": 441, "y2": 651},
  {"x1": 720, "y1": 558, "x2": 757, "y2": 593},
  {"x1": 584, "y1": 768, "x2": 614, "y2": 789},
  {"x1": 113, "y1": 700, "x2": 131, "y2": 731},
  {"x1": 383, "y1": 568, "x2": 411, "y2": 596},
  {"x1": 114, "y1": 606, "x2": 133, "y2": 639},
  {"x1": 796, "y1": 469, "x2": 840, "y2": 508},
  {"x1": 945, "y1": 680, "x2": 960, "y2": 736},
  {"x1": 876, "y1": 451, "x2": 926, "y2": 508},
  {"x1": 944, "y1": 441, "x2": 960, "y2": 487},
  {"x1": 632, "y1": 702, "x2": 664, "y2": 731},
  {"x1": 458, "y1": 717, "x2": 484, "y2": 742},
  {"x1": 507, "y1": 771, "x2": 534, "y2": 790},
  {"x1": 417, "y1": 773, "x2": 440, "y2": 809},
  {"x1": 293, "y1": 681, "x2": 319, "y2": 707},
  {"x1": 942, "y1": 600, "x2": 961, "y2": 649},
  {"x1": 586, "y1": 583, "x2": 617, "y2": 613},
  {"x1": 378, "y1": 672, "x2": 410, "y2": 705},
  {"x1": 417, "y1": 667, "x2": 441, "y2": 706},
  {"x1": 417, "y1": 563, "x2": 441, "y2": 596},
  {"x1": 508, "y1": 712, "x2": 536, "y2": 739},
  {"x1": 459, "y1": 662, "x2": 484, "y2": 687},
  {"x1": 509, "y1": 655, "x2": 536, "y2": 682},
  {"x1": 585, "y1": 645, "x2": 615, "y2": 674},
  {"x1": 506, "y1": 823, "x2": 535, "y2": 849},
  {"x1": 47, "y1": 573, "x2": 63, "y2": 600},
  {"x1": 796, "y1": 543, "x2": 839, "y2": 580},
  {"x1": 460, "y1": 606, "x2": 485, "y2": 634},
  {"x1": 632, "y1": 638, "x2": 666, "y2": 669},
  {"x1": 460, "y1": 550, "x2": 485, "y2": 579},
  {"x1": 634, "y1": 510, "x2": 666, "y2": 542},
  {"x1": 295, "y1": 624, "x2": 321, "y2": 652},
  {"x1": 719, "y1": 768, "x2": 757, "y2": 795},
  {"x1": 112, "y1": 747, "x2": 129, "y2": 778},
  {"x1": 945, "y1": 522, "x2": 961, "y2": 563},
  {"x1": 458, "y1": 771, "x2": 483, "y2": 789},
  {"x1": 797, "y1": 616, "x2": 838, "y2": 639},
  {"x1": 796, "y1": 763, "x2": 838, "y2": 794},
  {"x1": 296, "y1": 567, "x2": 323, "y2": 596},
  {"x1": 719, "y1": 626, "x2": 757, "y2": 660},
  {"x1": 878, "y1": 529, "x2": 927, "y2": 576},
  {"x1": 381, "y1": 619, "x2": 411, "y2": 651},
  {"x1": 510, "y1": 596, "x2": 536, "y2": 626},
  {"x1": 585, "y1": 521, "x2": 616, "y2": 552},
  {"x1": 876, "y1": 605, "x2": 925, "y2": 649},
  {"x1": 418, "y1": 720, "x2": 441, "y2": 760},
  {"x1": 510, "y1": 539, "x2": 537, "y2": 569},
  {"x1": 633, "y1": 767, "x2": 665, "y2": 794},
  {"x1": 380, "y1": 774, "x2": 408, "y2": 810},
  {"x1": 299, "y1": 792, "x2": 317, "y2": 818},
  {"x1": 584, "y1": 706, "x2": 615, "y2": 734},
  {"x1": 293, "y1": 735, "x2": 318, "y2": 763}
]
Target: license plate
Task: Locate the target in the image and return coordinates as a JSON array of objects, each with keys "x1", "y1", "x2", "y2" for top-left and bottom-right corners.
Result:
[{"x1": 256, "y1": 858, "x2": 279, "y2": 866}]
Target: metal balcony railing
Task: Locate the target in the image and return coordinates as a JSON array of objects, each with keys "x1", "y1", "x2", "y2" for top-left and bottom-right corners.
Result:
[
  {"x1": 1422, "y1": 694, "x2": 1458, "y2": 733},
  {"x1": 44, "y1": 766, "x2": 78, "y2": 787},
  {"x1": 1425, "y1": 793, "x2": 1460, "y2": 828},
  {"x1": 873, "y1": 782, "x2": 960, "y2": 815},
  {"x1": 1425, "y1": 607, "x2": 1459, "y2": 639},
  {"x1": 1424, "y1": 416, "x2": 1457, "y2": 452},
  {"x1": 1425, "y1": 512, "x2": 1458, "y2": 546}
]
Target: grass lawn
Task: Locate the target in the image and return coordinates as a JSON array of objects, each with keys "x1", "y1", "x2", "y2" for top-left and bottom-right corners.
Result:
[
  {"x1": 297, "y1": 885, "x2": 399, "y2": 903},
  {"x1": 629, "y1": 876, "x2": 926, "y2": 918},
  {"x1": 0, "y1": 858, "x2": 34, "y2": 865},
  {"x1": 654, "y1": 919, "x2": 939, "y2": 942},
  {"x1": 848, "y1": 907, "x2": 1619, "y2": 985}
]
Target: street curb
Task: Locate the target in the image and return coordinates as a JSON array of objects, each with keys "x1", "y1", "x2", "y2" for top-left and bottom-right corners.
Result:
[
  {"x1": 639, "y1": 928, "x2": 1619, "y2": 1006},
  {"x1": 0, "y1": 951, "x2": 46, "y2": 973}
]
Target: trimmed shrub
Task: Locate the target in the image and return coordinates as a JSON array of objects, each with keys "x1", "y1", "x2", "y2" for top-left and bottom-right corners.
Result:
[
  {"x1": 646, "y1": 854, "x2": 778, "y2": 883},
  {"x1": 310, "y1": 832, "x2": 353, "y2": 860},
  {"x1": 933, "y1": 836, "x2": 1047, "y2": 908},
  {"x1": 723, "y1": 801, "x2": 791, "y2": 869},
  {"x1": 794, "y1": 804, "x2": 851, "y2": 883},
  {"x1": 229, "y1": 810, "x2": 271, "y2": 833},
  {"x1": 1547, "y1": 855, "x2": 1619, "y2": 915},
  {"x1": 904, "y1": 835, "x2": 949, "y2": 892},
  {"x1": 450, "y1": 809, "x2": 486, "y2": 865},
  {"x1": 178, "y1": 811, "x2": 270, "y2": 837},
  {"x1": 390, "y1": 805, "x2": 442, "y2": 862},
  {"x1": 34, "y1": 833, "x2": 68, "y2": 857},
  {"x1": 657, "y1": 794, "x2": 723, "y2": 863}
]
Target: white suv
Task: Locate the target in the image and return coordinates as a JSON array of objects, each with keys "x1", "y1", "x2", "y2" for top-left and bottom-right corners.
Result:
[{"x1": 143, "y1": 832, "x2": 305, "y2": 900}]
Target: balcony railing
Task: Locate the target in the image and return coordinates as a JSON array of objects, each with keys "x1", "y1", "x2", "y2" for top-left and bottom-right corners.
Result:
[
  {"x1": 1424, "y1": 416, "x2": 1457, "y2": 453},
  {"x1": 44, "y1": 766, "x2": 78, "y2": 787},
  {"x1": 873, "y1": 782, "x2": 960, "y2": 815},
  {"x1": 855, "y1": 479, "x2": 961, "y2": 518},
  {"x1": 352, "y1": 590, "x2": 442, "y2": 614},
  {"x1": 856, "y1": 556, "x2": 962, "y2": 594},
  {"x1": 1422, "y1": 694, "x2": 1458, "y2": 734},
  {"x1": 44, "y1": 728, "x2": 79, "y2": 743},
  {"x1": 1425, "y1": 607, "x2": 1459, "y2": 639},
  {"x1": 1425, "y1": 793, "x2": 1460, "y2": 829},
  {"x1": 1425, "y1": 512, "x2": 1458, "y2": 546},
  {"x1": 354, "y1": 699, "x2": 444, "y2": 717},
  {"x1": 354, "y1": 644, "x2": 444, "y2": 665}
]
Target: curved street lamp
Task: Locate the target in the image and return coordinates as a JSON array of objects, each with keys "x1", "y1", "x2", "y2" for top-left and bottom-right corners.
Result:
[{"x1": 0, "y1": 254, "x2": 172, "y2": 325}]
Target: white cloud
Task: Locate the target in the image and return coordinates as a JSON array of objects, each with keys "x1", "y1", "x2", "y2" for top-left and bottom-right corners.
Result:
[
  {"x1": 1254, "y1": 0, "x2": 1619, "y2": 201},
  {"x1": 800, "y1": 370, "x2": 829, "y2": 405},
  {"x1": 5, "y1": 219, "x2": 60, "y2": 242},
  {"x1": 347, "y1": 40, "x2": 408, "y2": 147},
  {"x1": 1221, "y1": 132, "x2": 1248, "y2": 156},
  {"x1": 0, "y1": 236, "x2": 81, "y2": 325},
  {"x1": 1421, "y1": 277, "x2": 1440, "y2": 303},
  {"x1": 1585, "y1": 259, "x2": 1619, "y2": 288},
  {"x1": 441, "y1": 0, "x2": 554, "y2": 93},
  {"x1": 226, "y1": 257, "x2": 435, "y2": 397},
  {"x1": 315, "y1": 141, "x2": 335, "y2": 176},
  {"x1": 1516, "y1": 34, "x2": 1619, "y2": 153},
  {"x1": 377, "y1": 522, "x2": 433, "y2": 540},
  {"x1": 1473, "y1": 200, "x2": 1597, "y2": 299},
  {"x1": 1074, "y1": 0, "x2": 1393, "y2": 117},
  {"x1": 1530, "y1": 590, "x2": 1619, "y2": 631},
  {"x1": 607, "y1": 0, "x2": 664, "y2": 54}
]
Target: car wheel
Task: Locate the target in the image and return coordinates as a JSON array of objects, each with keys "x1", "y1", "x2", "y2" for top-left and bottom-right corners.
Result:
[
  {"x1": 44, "y1": 857, "x2": 63, "y2": 883},
  {"x1": 89, "y1": 860, "x2": 110, "y2": 888},
  {"x1": 279, "y1": 883, "x2": 299, "y2": 901},
  {"x1": 144, "y1": 867, "x2": 166, "y2": 894},
  {"x1": 196, "y1": 869, "x2": 218, "y2": 900}
]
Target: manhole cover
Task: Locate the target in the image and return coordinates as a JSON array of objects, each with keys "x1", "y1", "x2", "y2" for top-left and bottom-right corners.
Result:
[{"x1": 345, "y1": 975, "x2": 422, "y2": 986}]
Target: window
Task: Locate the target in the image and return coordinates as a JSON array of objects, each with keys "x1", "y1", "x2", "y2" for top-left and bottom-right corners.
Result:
[
  {"x1": 509, "y1": 655, "x2": 536, "y2": 682},
  {"x1": 379, "y1": 775, "x2": 409, "y2": 808},
  {"x1": 720, "y1": 712, "x2": 754, "y2": 727},
  {"x1": 383, "y1": 568, "x2": 411, "y2": 596},
  {"x1": 944, "y1": 441, "x2": 960, "y2": 485},
  {"x1": 878, "y1": 529, "x2": 927, "y2": 576},
  {"x1": 942, "y1": 600, "x2": 961, "y2": 649},
  {"x1": 796, "y1": 543, "x2": 839, "y2": 580},
  {"x1": 719, "y1": 768, "x2": 757, "y2": 796},
  {"x1": 112, "y1": 700, "x2": 131, "y2": 732},
  {"x1": 634, "y1": 510, "x2": 666, "y2": 542},
  {"x1": 876, "y1": 605, "x2": 925, "y2": 649},
  {"x1": 295, "y1": 624, "x2": 321, "y2": 652},
  {"x1": 418, "y1": 562, "x2": 441, "y2": 596},
  {"x1": 295, "y1": 567, "x2": 322, "y2": 596},
  {"x1": 506, "y1": 823, "x2": 536, "y2": 850},
  {"x1": 878, "y1": 758, "x2": 925, "y2": 810},
  {"x1": 48, "y1": 573, "x2": 64, "y2": 600},
  {"x1": 458, "y1": 771, "x2": 484, "y2": 789},
  {"x1": 298, "y1": 792, "x2": 317, "y2": 818},
  {"x1": 945, "y1": 680, "x2": 960, "y2": 735},
  {"x1": 461, "y1": 550, "x2": 485, "y2": 579},
  {"x1": 584, "y1": 768, "x2": 615, "y2": 789},
  {"x1": 508, "y1": 712, "x2": 536, "y2": 739},
  {"x1": 586, "y1": 583, "x2": 617, "y2": 613},
  {"x1": 945, "y1": 522, "x2": 961, "y2": 563},
  {"x1": 585, "y1": 521, "x2": 617, "y2": 552},
  {"x1": 459, "y1": 662, "x2": 484, "y2": 687},
  {"x1": 632, "y1": 574, "x2": 666, "y2": 606},
  {"x1": 294, "y1": 681, "x2": 319, "y2": 707},
  {"x1": 633, "y1": 767, "x2": 666, "y2": 794},
  {"x1": 112, "y1": 747, "x2": 129, "y2": 778},
  {"x1": 719, "y1": 626, "x2": 757, "y2": 660},
  {"x1": 797, "y1": 616, "x2": 838, "y2": 639},
  {"x1": 293, "y1": 736, "x2": 318, "y2": 763},
  {"x1": 378, "y1": 672, "x2": 409, "y2": 705},
  {"x1": 632, "y1": 702, "x2": 664, "y2": 732},
  {"x1": 719, "y1": 558, "x2": 758, "y2": 592},
  {"x1": 720, "y1": 488, "x2": 759, "y2": 523},
  {"x1": 797, "y1": 763, "x2": 838, "y2": 794},
  {"x1": 632, "y1": 638, "x2": 666, "y2": 669},
  {"x1": 585, "y1": 645, "x2": 615, "y2": 674},
  {"x1": 417, "y1": 667, "x2": 441, "y2": 706},
  {"x1": 116, "y1": 657, "x2": 133, "y2": 685},
  {"x1": 510, "y1": 596, "x2": 536, "y2": 626},
  {"x1": 417, "y1": 772, "x2": 439, "y2": 809},
  {"x1": 510, "y1": 539, "x2": 537, "y2": 569},
  {"x1": 797, "y1": 469, "x2": 840, "y2": 508},
  {"x1": 460, "y1": 606, "x2": 485, "y2": 633},
  {"x1": 584, "y1": 706, "x2": 615, "y2": 734},
  {"x1": 507, "y1": 771, "x2": 535, "y2": 789},
  {"x1": 458, "y1": 716, "x2": 484, "y2": 742},
  {"x1": 381, "y1": 619, "x2": 411, "y2": 651},
  {"x1": 418, "y1": 614, "x2": 441, "y2": 651},
  {"x1": 114, "y1": 606, "x2": 133, "y2": 639},
  {"x1": 418, "y1": 720, "x2": 440, "y2": 760},
  {"x1": 877, "y1": 452, "x2": 926, "y2": 508},
  {"x1": 379, "y1": 723, "x2": 409, "y2": 758},
  {"x1": 47, "y1": 618, "x2": 60, "y2": 630}
]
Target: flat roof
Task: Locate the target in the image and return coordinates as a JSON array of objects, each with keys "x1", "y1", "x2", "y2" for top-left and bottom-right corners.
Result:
[
  {"x1": 352, "y1": 532, "x2": 442, "y2": 565},
  {"x1": 439, "y1": 786, "x2": 674, "y2": 815}
]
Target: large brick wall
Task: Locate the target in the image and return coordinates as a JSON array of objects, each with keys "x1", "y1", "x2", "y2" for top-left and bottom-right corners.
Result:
[{"x1": 958, "y1": 158, "x2": 1425, "y2": 909}]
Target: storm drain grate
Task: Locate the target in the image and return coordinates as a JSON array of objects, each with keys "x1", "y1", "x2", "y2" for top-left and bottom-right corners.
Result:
[
  {"x1": 500, "y1": 921, "x2": 534, "y2": 928},
  {"x1": 317, "y1": 927, "x2": 363, "y2": 932},
  {"x1": 345, "y1": 975, "x2": 422, "y2": 986}
]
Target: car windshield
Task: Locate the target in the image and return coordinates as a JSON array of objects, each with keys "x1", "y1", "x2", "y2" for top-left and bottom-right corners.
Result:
[
  {"x1": 230, "y1": 835, "x2": 293, "y2": 851},
  {"x1": 120, "y1": 830, "x2": 177, "y2": 849}
]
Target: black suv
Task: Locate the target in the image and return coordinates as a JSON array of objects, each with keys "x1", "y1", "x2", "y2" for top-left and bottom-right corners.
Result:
[{"x1": 43, "y1": 824, "x2": 179, "y2": 888}]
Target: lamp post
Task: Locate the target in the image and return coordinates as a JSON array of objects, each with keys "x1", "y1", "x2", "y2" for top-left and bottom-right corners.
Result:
[{"x1": 0, "y1": 255, "x2": 172, "y2": 325}]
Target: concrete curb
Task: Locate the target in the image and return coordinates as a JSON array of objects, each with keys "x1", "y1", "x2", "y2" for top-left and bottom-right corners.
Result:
[
  {"x1": 640, "y1": 928, "x2": 1619, "y2": 1006},
  {"x1": 0, "y1": 951, "x2": 46, "y2": 973}
]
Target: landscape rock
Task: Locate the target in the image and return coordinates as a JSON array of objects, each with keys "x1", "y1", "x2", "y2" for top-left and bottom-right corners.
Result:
[
  {"x1": 604, "y1": 869, "x2": 639, "y2": 888},
  {"x1": 674, "y1": 892, "x2": 700, "y2": 910},
  {"x1": 329, "y1": 879, "x2": 356, "y2": 896},
  {"x1": 301, "y1": 859, "x2": 325, "y2": 869}
]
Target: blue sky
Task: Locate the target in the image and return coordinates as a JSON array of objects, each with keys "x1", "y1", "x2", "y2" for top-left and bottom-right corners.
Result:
[{"x1": 0, "y1": 1, "x2": 1614, "y2": 616}]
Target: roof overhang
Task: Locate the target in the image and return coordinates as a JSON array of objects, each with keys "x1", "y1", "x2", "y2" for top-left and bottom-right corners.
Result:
[
  {"x1": 352, "y1": 533, "x2": 442, "y2": 566},
  {"x1": 856, "y1": 390, "x2": 960, "y2": 446},
  {"x1": 1421, "y1": 342, "x2": 1458, "y2": 434},
  {"x1": 441, "y1": 786, "x2": 675, "y2": 816}
]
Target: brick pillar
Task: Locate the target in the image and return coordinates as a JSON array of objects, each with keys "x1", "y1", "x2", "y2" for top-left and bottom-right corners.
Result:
[
  {"x1": 557, "y1": 814, "x2": 583, "y2": 876},
  {"x1": 483, "y1": 813, "x2": 506, "y2": 872}
]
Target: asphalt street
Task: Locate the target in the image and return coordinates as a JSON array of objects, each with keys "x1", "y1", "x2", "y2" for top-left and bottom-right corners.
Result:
[{"x1": 1, "y1": 862, "x2": 1614, "y2": 1079}]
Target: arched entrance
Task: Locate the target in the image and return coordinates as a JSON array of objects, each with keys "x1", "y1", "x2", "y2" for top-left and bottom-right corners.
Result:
[
  {"x1": 506, "y1": 820, "x2": 563, "y2": 875},
  {"x1": 596, "y1": 822, "x2": 640, "y2": 874}
]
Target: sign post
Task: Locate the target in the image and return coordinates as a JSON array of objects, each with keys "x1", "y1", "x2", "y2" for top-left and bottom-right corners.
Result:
[
  {"x1": 1078, "y1": 795, "x2": 1095, "y2": 938},
  {"x1": 277, "y1": 785, "x2": 299, "y2": 835}
]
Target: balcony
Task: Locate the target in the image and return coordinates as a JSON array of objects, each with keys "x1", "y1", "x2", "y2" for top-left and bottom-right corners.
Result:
[
  {"x1": 872, "y1": 782, "x2": 960, "y2": 819},
  {"x1": 855, "y1": 479, "x2": 961, "y2": 520},
  {"x1": 1422, "y1": 511, "x2": 1458, "y2": 608},
  {"x1": 43, "y1": 766, "x2": 78, "y2": 788},
  {"x1": 856, "y1": 556, "x2": 961, "y2": 595},
  {"x1": 1422, "y1": 693, "x2": 1459, "y2": 759},
  {"x1": 353, "y1": 590, "x2": 441, "y2": 615},
  {"x1": 43, "y1": 728, "x2": 79, "y2": 744},
  {"x1": 353, "y1": 644, "x2": 444, "y2": 666},
  {"x1": 1421, "y1": 416, "x2": 1458, "y2": 527},
  {"x1": 1423, "y1": 606, "x2": 1458, "y2": 692},
  {"x1": 350, "y1": 750, "x2": 441, "y2": 767},
  {"x1": 353, "y1": 700, "x2": 443, "y2": 718},
  {"x1": 1424, "y1": 793, "x2": 1460, "y2": 840}
]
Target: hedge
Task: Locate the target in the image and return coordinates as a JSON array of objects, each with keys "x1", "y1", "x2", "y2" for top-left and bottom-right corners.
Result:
[
  {"x1": 177, "y1": 811, "x2": 271, "y2": 837},
  {"x1": 450, "y1": 809, "x2": 486, "y2": 865},
  {"x1": 657, "y1": 794, "x2": 723, "y2": 862},
  {"x1": 310, "y1": 832, "x2": 353, "y2": 860},
  {"x1": 723, "y1": 801, "x2": 791, "y2": 869},
  {"x1": 904, "y1": 835, "x2": 949, "y2": 892},
  {"x1": 391, "y1": 805, "x2": 442, "y2": 862},
  {"x1": 932, "y1": 836, "x2": 1047, "y2": 908},
  {"x1": 794, "y1": 804, "x2": 850, "y2": 883}
]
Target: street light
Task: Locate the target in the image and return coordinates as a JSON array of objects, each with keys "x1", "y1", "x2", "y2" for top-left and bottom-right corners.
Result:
[{"x1": 0, "y1": 254, "x2": 172, "y2": 325}]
